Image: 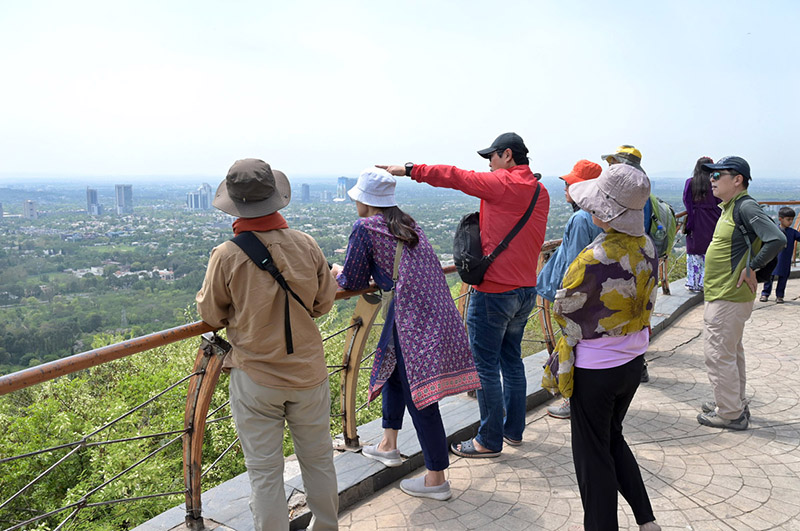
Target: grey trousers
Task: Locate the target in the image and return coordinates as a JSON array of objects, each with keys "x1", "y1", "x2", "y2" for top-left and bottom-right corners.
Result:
[
  {"x1": 229, "y1": 369, "x2": 338, "y2": 531},
  {"x1": 703, "y1": 299, "x2": 754, "y2": 420}
]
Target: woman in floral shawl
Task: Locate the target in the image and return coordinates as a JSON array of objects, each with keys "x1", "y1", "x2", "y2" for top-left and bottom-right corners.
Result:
[
  {"x1": 550, "y1": 163, "x2": 662, "y2": 531},
  {"x1": 334, "y1": 167, "x2": 481, "y2": 501}
]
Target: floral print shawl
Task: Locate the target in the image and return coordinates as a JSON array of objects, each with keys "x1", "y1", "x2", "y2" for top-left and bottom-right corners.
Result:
[
  {"x1": 542, "y1": 230, "x2": 658, "y2": 398},
  {"x1": 337, "y1": 214, "x2": 481, "y2": 410}
]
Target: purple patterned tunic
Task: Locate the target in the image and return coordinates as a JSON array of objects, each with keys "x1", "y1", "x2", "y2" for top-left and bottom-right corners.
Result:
[{"x1": 337, "y1": 213, "x2": 481, "y2": 410}]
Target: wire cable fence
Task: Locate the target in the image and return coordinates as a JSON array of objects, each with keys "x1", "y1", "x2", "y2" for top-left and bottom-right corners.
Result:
[
  {"x1": 0, "y1": 300, "x2": 376, "y2": 530},
  {"x1": 0, "y1": 330, "x2": 237, "y2": 531}
]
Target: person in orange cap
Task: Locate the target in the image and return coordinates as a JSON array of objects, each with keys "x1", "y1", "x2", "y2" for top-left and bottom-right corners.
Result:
[{"x1": 537, "y1": 160, "x2": 604, "y2": 419}]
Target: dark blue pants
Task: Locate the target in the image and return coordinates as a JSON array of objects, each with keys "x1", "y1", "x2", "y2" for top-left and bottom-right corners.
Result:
[
  {"x1": 761, "y1": 275, "x2": 788, "y2": 298},
  {"x1": 381, "y1": 332, "x2": 448, "y2": 471},
  {"x1": 570, "y1": 356, "x2": 655, "y2": 530}
]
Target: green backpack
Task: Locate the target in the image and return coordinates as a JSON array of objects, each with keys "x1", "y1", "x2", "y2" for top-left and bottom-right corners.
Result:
[{"x1": 648, "y1": 195, "x2": 677, "y2": 258}]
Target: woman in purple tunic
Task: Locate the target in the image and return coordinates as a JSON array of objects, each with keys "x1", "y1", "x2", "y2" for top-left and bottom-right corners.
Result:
[
  {"x1": 333, "y1": 167, "x2": 481, "y2": 501},
  {"x1": 682, "y1": 157, "x2": 721, "y2": 292}
]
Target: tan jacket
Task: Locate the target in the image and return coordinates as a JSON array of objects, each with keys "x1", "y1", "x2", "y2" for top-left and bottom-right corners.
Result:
[{"x1": 196, "y1": 229, "x2": 337, "y2": 390}]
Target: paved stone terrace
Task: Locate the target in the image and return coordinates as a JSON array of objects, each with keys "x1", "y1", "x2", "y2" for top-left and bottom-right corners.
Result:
[{"x1": 339, "y1": 282, "x2": 800, "y2": 530}]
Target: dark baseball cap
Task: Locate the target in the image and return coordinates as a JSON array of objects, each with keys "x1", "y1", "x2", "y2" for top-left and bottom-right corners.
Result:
[
  {"x1": 477, "y1": 132, "x2": 529, "y2": 159},
  {"x1": 702, "y1": 156, "x2": 751, "y2": 181}
]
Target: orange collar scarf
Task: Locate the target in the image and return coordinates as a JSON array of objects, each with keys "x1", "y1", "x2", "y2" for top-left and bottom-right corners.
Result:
[{"x1": 232, "y1": 213, "x2": 289, "y2": 235}]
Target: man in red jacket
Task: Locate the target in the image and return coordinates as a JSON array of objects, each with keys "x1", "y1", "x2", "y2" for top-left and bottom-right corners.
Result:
[{"x1": 381, "y1": 132, "x2": 550, "y2": 457}]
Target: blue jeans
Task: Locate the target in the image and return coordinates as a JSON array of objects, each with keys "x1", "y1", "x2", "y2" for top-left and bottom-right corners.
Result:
[
  {"x1": 466, "y1": 287, "x2": 537, "y2": 452},
  {"x1": 761, "y1": 275, "x2": 788, "y2": 298}
]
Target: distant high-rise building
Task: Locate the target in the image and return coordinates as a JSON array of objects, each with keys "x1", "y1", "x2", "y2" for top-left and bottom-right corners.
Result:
[
  {"x1": 346, "y1": 178, "x2": 357, "y2": 200},
  {"x1": 337, "y1": 177, "x2": 348, "y2": 200},
  {"x1": 199, "y1": 183, "x2": 213, "y2": 210},
  {"x1": 86, "y1": 187, "x2": 97, "y2": 209},
  {"x1": 322, "y1": 190, "x2": 333, "y2": 202},
  {"x1": 0, "y1": 202, "x2": 4, "y2": 222},
  {"x1": 186, "y1": 191, "x2": 202, "y2": 210},
  {"x1": 86, "y1": 187, "x2": 102, "y2": 215},
  {"x1": 114, "y1": 184, "x2": 133, "y2": 215},
  {"x1": 23, "y1": 200, "x2": 37, "y2": 219},
  {"x1": 187, "y1": 183, "x2": 213, "y2": 211},
  {"x1": 301, "y1": 184, "x2": 310, "y2": 202}
]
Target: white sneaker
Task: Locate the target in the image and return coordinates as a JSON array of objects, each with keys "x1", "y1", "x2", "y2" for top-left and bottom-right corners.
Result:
[
  {"x1": 547, "y1": 398, "x2": 570, "y2": 419},
  {"x1": 399, "y1": 476, "x2": 452, "y2": 500},
  {"x1": 639, "y1": 521, "x2": 661, "y2": 531},
  {"x1": 361, "y1": 444, "x2": 402, "y2": 467}
]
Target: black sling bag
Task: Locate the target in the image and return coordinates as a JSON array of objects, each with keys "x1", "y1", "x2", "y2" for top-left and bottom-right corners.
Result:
[
  {"x1": 453, "y1": 182, "x2": 541, "y2": 285},
  {"x1": 230, "y1": 231, "x2": 311, "y2": 354}
]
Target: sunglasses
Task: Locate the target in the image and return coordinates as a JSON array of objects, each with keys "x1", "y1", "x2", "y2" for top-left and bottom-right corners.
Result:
[{"x1": 710, "y1": 171, "x2": 738, "y2": 181}]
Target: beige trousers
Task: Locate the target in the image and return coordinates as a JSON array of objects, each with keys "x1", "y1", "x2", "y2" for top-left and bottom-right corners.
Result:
[
  {"x1": 229, "y1": 369, "x2": 338, "y2": 531},
  {"x1": 703, "y1": 299, "x2": 754, "y2": 420}
]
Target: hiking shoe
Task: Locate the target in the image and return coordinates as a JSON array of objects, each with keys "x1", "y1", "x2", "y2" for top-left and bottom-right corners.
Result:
[
  {"x1": 701, "y1": 400, "x2": 751, "y2": 419},
  {"x1": 399, "y1": 476, "x2": 452, "y2": 501},
  {"x1": 697, "y1": 410, "x2": 748, "y2": 430},
  {"x1": 777, "y1": 297, "x2": 784, "y2": 303},
  {"x1": 641, "y1": 361, "x2": 650, "y2": 383},
  {"x1": 546, "y1": 399, "x2": 571, "y2": 419},
  {"x1": 760, "y1": 295, "x2": 768, "y2": 302},
  {"x1": 361, "y1": 444, "x2": 402, "y2": 467}
]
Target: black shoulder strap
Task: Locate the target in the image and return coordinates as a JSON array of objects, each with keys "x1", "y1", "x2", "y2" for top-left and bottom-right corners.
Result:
[
  {"x1": 733, "y1": 195, "x2": 758, "y2": 243},
  {"x1": 732, "y1": 195, "x2": 763, "y2": 277},
  {"x1": 230, "y1": 231, "x2": 310, "y2": 354},
  {"x1": 487, "y1": 182, "x2": 541, "y2": 261}
]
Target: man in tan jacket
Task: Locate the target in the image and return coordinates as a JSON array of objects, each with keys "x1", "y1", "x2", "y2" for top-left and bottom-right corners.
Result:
[{"x1": 197, "y1": 159, "x2": 339, "y2": 531}]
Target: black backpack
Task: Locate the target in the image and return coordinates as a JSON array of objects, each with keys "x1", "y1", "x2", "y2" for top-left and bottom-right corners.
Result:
[
  {"x1": 453, "y1": 183, "x2": 541, "y2": 285},
  {"x1": 732, "y1": 195, "x2": 779, "y2": 283}
]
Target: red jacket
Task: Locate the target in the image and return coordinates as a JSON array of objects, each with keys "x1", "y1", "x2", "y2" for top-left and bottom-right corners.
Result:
[{"x1": 412, "y1": 164, "x2": 549, "y2": 293}]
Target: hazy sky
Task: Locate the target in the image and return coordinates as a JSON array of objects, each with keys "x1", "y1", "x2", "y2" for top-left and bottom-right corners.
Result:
[{"x1": 1, "y1": 1, "x2": 798, "y2": 181}]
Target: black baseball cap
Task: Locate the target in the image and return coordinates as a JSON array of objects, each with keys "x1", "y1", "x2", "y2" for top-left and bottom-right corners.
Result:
[
  {"x1": 702, "y1": 156, "x2": 751, "y2": 181},
  {"x1": 477, "y1": 132, "x2": 529, "y2": 159}
]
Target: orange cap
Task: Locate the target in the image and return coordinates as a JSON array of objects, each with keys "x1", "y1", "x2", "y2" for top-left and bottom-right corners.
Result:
[{"x1": 560, "y1": 159, "x2": 602, "y2": 186}]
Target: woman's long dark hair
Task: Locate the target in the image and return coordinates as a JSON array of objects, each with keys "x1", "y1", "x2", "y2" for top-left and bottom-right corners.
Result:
[
  {"x1": 381, "y1": 206, "x2": 419, "y2": 248},
  {"x1": 691, "y1": 156, "x2": 714, "y2": 202}
]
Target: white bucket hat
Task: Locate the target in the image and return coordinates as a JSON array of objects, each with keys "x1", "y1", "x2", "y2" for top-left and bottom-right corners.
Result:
[
  {"x1": 347, "y1": 167, "x2": 397, "y2": 207},
  {"x1": 569, "y1": 164, "x2": 650, "y2": 237}
]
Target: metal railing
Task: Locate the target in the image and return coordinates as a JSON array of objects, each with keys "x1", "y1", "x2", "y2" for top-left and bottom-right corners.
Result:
[{"x1": 2, "y1": 265, "x2": 528, "y2": 530}]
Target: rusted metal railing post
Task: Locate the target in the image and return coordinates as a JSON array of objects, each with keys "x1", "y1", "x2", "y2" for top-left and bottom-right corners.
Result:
[
  {"x1": 339, "y1": 293, "x2": 381, "y2": 449},
  {"x1": 183, "y1": 332, "x2": 231, "y2": 529},
  {"x1": 455, "y1": 282, "x2": 471, "y2": 318},
  {"x1": 659, "y1": 257, "x2": 672, "y2": 295},
  {"x1": 539, "y1": 298, "x2": 556, "y2": 354}
]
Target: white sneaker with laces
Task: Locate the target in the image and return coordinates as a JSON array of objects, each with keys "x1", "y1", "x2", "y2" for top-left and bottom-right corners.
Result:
[{"x1": 546, "y1": 398, "x2": 570, "y2": 419}]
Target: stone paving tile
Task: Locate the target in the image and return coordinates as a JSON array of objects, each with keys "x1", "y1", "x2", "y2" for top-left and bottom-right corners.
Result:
[{"x1": 339, "y1": 282, "x2": 800, "y2": 529}]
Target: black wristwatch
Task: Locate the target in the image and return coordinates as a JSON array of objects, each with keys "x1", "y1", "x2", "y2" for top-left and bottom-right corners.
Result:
[{"x1": 404, "y1": 162, "x2": 414, "y2": 177}]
